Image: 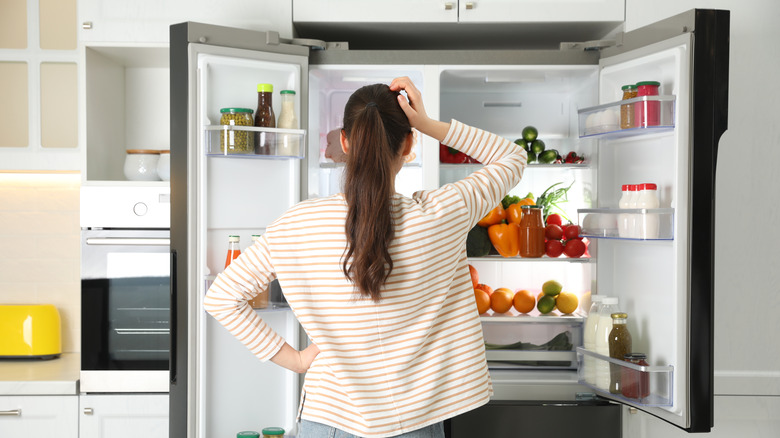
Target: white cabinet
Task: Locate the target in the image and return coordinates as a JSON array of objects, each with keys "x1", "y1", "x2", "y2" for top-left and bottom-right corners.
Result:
[
  {"x1": 0, "y1": 396, "x2": 78, "y2": 438},
  {"x1": 294, "y1": 0, "x2": 624, "y2": 24},
  {"x1": 79, "y1": 394, "x2": 168, "y2": 438},
  {"x1": 79, "y1": 0, "x2": 294, "y2": 43}
]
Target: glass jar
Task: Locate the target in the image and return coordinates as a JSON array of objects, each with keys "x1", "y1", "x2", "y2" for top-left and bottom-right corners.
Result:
[
  {"x1": 237, "y1": 432, "x2": 260, "y2": 438},
  {"x1": 634, "y1": 81, "x2": 661, "y2": 127},
  {"x1": 255, "y1": 83, "x2": 276, "y2": 155},
  {"x1": 262, "y1": 427, "x2": 285, "y2": 438},
  {"x1": 124, "y1": 150, "x2": 160, "y2": 181},
  {"x1": 621, "y1": 352, "x2": 650, "y2": 400},
  {"x1": 608, "y1": 312, "x2": 632, "y2": 394},
  {"x1": 277, "y1": 90, "x2": 299, "y2": 156},
  {"x1": 518, "y1": 205, "x2": 545, "y2": 257},
  {"x1": 620, "y1": 84, "x2": 637, "y2": 129},
  {"x1": 219, "y1": 108, "x2": 254, "y2": 154}
]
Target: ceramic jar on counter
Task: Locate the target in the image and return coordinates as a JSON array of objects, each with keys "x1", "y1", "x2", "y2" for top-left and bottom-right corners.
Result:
[{"x1": 124, "y1": 149, "x2": 160, "y2": 181}]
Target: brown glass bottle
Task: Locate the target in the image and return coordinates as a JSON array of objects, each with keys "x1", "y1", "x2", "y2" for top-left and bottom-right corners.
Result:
[
  {"x1": 254, "y1": 83, "x2": 276, "y2": 155},
  {"x1": 608, "y1": 312, "x2": 632, "y2": 394}
]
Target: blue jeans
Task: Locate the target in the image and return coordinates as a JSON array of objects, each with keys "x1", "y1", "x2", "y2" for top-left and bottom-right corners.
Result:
[{"x1": 298, "y1": 419, "x2": 444, "y2": 438}]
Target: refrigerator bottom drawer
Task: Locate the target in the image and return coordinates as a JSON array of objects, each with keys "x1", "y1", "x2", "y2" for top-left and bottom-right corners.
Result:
[{"x1": 445, "y1": 400, "x2": 621, "y2": 438}]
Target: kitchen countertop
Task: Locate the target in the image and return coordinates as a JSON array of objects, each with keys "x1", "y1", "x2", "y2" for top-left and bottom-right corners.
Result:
[{"x1": 0, "y1": 352, "x2": 79, "y2": 395}]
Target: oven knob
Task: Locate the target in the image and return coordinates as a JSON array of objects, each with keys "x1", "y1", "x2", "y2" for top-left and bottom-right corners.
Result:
[{"x1": 133, "y1": 202, "x2": 148, "y2": 216}]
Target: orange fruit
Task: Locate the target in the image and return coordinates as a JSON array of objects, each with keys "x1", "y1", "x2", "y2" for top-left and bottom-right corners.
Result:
[
  {"x1": 513, "y1": 289, "x2": 536, "y2": 314},
  {"x1": 468, "y1": 264, "x2": 479, "y2": 289},
  {"x1": 475, "y1": 283, "x2": 493, "y2": 296},
  {"x1": 474, "y1": 289, "x2": 491, "y2": 314},
  {"x1": 490, "y1": 288, "x2": 514, "y2": 314}
]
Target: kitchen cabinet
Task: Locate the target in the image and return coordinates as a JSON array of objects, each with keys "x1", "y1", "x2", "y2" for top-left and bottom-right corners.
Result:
[
  {"x1": 0, "y1": 395, "x2": 78, "y2": 438},
  {"x1": 79, "y1": 394, "x2": 168, "y2": 438},
  {"x1": 78, "y1": 0, "x2": 294, "y2": 43},
  {"x1": 294, "y1": 0, "x2": 624, "y2": 23}
]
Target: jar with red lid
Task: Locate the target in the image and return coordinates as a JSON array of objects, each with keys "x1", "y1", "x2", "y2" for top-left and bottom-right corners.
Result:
[
  {"x1": 518, "y1": 205, "x2": 545, "y2": 258},
  {"x1": 633, "y1": 81, "x2": 661, "y2": 127},
  {"x1": 621, "y1": 352, "x2": 650, "y2": 399}
]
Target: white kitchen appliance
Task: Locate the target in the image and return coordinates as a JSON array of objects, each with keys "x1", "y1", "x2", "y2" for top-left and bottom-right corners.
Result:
[{"x1": 169, "y1": 9, "x2": 728, "y2": 437}]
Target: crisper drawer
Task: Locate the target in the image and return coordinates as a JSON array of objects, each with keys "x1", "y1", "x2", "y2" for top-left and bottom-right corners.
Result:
[{"x1": 481, "y1": 314, "x2": 584, "y2": 370}]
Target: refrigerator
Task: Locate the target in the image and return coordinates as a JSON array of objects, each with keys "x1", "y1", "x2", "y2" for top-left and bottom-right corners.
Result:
[{"x1": 169, "y1": 9, "x2": 729, "y2": 438}]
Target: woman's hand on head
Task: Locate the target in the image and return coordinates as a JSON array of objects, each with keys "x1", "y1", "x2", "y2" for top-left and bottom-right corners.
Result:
[{"x1": 390, "y1": 76, "x2": 451, "y2": 143}]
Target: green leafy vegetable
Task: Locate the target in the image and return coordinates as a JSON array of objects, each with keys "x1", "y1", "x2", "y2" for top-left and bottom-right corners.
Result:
[{"x1": 535, "y1": 181, "x2": 574, "y2": 222}]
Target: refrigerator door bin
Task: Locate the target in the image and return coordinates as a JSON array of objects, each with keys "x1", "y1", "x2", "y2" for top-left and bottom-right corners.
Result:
[
  {"x1": 578, "y1": 95, "x2": 676, "y2": 138},
  {"x1": 204, "y1": 277, "x2": 290, "y2": 311},
  {"x1": 576, "y1": 347, "x2": 674, "y2": 407},
  {"x1": 205, "y1": 126, "x2": 306, "y2": 158},
  {"x1": 578, "y1": 208, "x2": 675, "y2": 240},
  {"x1": 482, "y1": 314, "x2": 584, "y2": 370}
]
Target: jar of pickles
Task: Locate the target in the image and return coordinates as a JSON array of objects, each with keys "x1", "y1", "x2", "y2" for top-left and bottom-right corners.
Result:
[
  {"x1": 262, "y1": 427, "x2": 285, "y2": 438},
  {"x1": 220, "y1": 107, "x2": 254, "y2": 154},
  {"x1": 620, "y1": 84, "x2": 637, "y2": 129}
]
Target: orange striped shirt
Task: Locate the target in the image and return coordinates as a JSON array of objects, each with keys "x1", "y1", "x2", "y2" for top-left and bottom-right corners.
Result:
[{"x1": 204, "y1": 120, "x2": 527, "y2": 437}]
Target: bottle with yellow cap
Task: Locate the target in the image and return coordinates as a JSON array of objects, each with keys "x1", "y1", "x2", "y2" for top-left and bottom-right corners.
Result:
[{"x1": 254, "y1": 83, "x2": 276, "y2": 155}]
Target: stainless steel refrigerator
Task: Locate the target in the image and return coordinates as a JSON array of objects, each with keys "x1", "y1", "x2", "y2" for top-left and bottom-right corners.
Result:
[{"x1": 170, "y1": 9, "x2": 728, "y2": 437}]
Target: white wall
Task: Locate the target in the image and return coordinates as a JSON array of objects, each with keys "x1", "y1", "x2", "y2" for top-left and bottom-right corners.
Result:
[{"x1": 624, "y1": 0, "x2": 780, "y2": 435}]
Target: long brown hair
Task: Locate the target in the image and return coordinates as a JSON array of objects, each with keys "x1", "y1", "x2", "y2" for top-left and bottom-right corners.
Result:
[{"x1": 341, "y1": 84, "x2": 411, "y2": 302}]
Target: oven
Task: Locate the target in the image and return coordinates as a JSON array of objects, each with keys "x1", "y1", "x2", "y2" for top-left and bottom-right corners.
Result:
[{"x1": 80, "y1": 184, "x2": 171, "y2": 393}]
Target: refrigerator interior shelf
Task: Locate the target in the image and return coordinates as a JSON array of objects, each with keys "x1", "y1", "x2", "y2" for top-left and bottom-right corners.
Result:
[
  {"x1": 481, "y1": 310, "x2": 586, "y2": 322},
  {"x1": 578, "y1": 208, "x2": 674, "y2": 240},
  {"x1": 576, "y1": 347, "x2": 674, "y2": 407},
  {"x1": 204, "y1": 125, "x2": 306, "y2": 158},
  {"x1": 578, "y1": 95, "x2": 676, "y2": 138},
  {"x1": 469, "y1": 254, "x2": 593, "y2": 263},
  {"x1": 319, "y1": 161, "x2": 422, "y2": 169},
  {"x1": 486, "y1": 350, "x2": 577, "y2": 370},
  {"x1": 439, "y1": 163, "x2": 590, "y2": 170}
]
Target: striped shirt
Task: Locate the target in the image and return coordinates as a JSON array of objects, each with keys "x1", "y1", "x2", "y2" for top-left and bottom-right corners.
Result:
[{"x1": 204, "y1": 120, "x2": 527, "y2": 437}]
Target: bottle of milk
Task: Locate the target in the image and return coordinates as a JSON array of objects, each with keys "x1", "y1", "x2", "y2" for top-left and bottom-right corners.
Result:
[
  {"x1": 594, "y1": 297, "x2": 619, "y2": 390},
  {"x1": 617, "y1": 185, "x2": 631, "y2": 238},
  {"x1": 636, "y1": 183, "x2": 660, "y2": 239},
  {"x1": 583, "y1": 295, "x2": 605, "y2": 385}
]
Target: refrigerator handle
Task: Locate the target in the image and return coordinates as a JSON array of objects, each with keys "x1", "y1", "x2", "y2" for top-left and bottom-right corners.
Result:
[{"x1": 169, "y1": 249, "x2": 177, "y2": 384}]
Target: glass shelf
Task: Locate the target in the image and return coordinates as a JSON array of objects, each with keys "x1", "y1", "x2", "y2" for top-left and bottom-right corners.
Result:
[
  {"x1": 482, "y1": 314, "x2": 584, "y2": 370},
  {"x1": 578, "y1": 95, "x2": 676, "y2": 139},
  {"x1": 439, "y1": 162, "x2": 590, "y2": 170},
  {"x1": 319, "y1": 161, "x2": 422, "y2": 169},
  {"x1": 576, "y1": 347, "x2": 674, "y2": 407},
  {"x1": 204, "y1": 125, "x2": 306, "y2": 158},
  {"x1": 469, "y1": 254, "x2": 592, "y2": 263},
  {"x1": 578, "y1": 208, "x2": 674, "y2": 240}
]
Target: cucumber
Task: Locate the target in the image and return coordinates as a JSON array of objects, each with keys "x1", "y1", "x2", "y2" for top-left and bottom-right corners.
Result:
[{"x1": 538, "y1": 149, "x2": 559, "y2": 164}]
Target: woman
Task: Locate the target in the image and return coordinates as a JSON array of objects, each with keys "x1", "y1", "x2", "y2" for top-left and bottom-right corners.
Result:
[{"x1": 204, "y1": 77, "x2": 527, "y2": 438}]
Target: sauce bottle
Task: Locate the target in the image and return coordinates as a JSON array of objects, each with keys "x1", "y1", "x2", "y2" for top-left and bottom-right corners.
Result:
[
  {"x1": 608, "y1": 312, "x2": 632, "y2": 394},
  {"x1": 594, "y1": 297, "x2": 619, "y2": 390},
  {"x1": 254, "y1": 83, "x2": 276, "y2": 155},
  {"x1": 225, "y1": 235, "x2": 241, "y2": 269},
  {"x1": 518, "y1": 205, "x2": 545, "y2": 257},
  {"x1": 248, "y1": 234, "x2": 269, "y2": 309},
  {"x1": 277, "y1": 90, "x2": 299, "y2": 156},
  {"x1": 620, "y1": 84, "x2": 638, "y2": 129}
]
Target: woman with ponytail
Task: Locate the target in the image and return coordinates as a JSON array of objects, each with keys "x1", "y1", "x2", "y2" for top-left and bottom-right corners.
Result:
[{"x1": 205, "y1": 77, "x2": 527, "y2": 438}]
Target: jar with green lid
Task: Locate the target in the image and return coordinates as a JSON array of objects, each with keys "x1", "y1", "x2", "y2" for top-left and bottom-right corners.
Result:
[
  {"x1": 262, "y1": 427, "x2": 285, "y2": 438},
  {"x1": 236, "y1": 431, "x2": 260, "y2": 438},
  {"x1": 220, "y1": 108, "x2": 254, "y2": 154}
]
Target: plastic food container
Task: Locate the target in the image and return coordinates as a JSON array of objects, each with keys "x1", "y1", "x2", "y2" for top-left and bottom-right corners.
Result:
[
  {"x1": 124, "y1": 150, "x2": 161, "y2": 181},
  {"x1": 220, "y1": 107, "x2": 254, "y2": 154}
]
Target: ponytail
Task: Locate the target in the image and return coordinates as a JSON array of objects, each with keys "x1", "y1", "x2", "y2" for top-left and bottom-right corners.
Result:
[{"x1": 341, "y1": 84, "x2": 411, "y2": 302}]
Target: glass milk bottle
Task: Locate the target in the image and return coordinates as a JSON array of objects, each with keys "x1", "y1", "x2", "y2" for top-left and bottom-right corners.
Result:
[
  {"x1": 583, "y1": 295, "x2": 605, "y2": 385},
  {"x1": 594, "y1": 297, "x2": 619, "y2": 390},
  {"x1": 636, "y1": 183, "x2": 660, "y2": 239},
  {"x1": 277, "y1": 90, "x2": 299, "y2": 156}
]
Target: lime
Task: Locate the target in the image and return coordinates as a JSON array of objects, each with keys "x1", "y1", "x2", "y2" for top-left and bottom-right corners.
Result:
[
  {"x1": 537, "y1": 295, "x2": 556, "y2": 314},
  {"x1": 530, "y1": 139, "x2": 546, "y2": 155},
  {"x1": 538, "y1": 149, "x2": 558, "y2": 164},
  {"x1": 514, "y1": 138, "x2": 529, "y2": 152},
  {"x1": 542, "y1": 280, "x2": 562, "y2": 296},
  {"x1": 522, "y1": 126, "x2": 538, "y2": 142}
]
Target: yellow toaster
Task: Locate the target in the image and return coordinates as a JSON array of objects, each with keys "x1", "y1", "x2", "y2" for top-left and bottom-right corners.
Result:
[{"x1": 0, "y1": 304, "x2": 62, "y2": 359}]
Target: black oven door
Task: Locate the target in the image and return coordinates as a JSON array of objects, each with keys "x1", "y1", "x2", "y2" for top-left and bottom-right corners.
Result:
[{"x1": 81, "y1": 229, "x2": 170, "y2": 373}]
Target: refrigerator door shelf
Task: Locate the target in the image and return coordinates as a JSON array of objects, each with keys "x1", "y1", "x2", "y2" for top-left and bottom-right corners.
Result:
[
  {"x1": 204, "y1": 125, "x2": 307, "y2": 158},
  {"x1": 576, "y1": 347, "x2": 674, "y2": 407},
  {"x1": 578, "y1": 95, "x2": 676, "y2": 138},
  {"x1": 578, "y1": 208, "x2": 675, "y2": 240},
  {"x1": 204, "y1": 277, "x2": 290, "y2": 312}
]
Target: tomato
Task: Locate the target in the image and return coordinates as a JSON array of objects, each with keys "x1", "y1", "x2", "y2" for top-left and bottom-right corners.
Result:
[
  {"x1": 544, "y1": 224, "x2": 563, "y2": 241},
  {"x1": 563, "y1": 224, "x2": 582, "y2": 240},
  {"x1": 546, "y1": 214, "x2": 563, "y2": 227},
  {"x1": 563, "y1": 238, "x2": 586, "y2": 258},
  {"x1": 545, "y1": 240, "x2": 564, "y2": 258}
]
